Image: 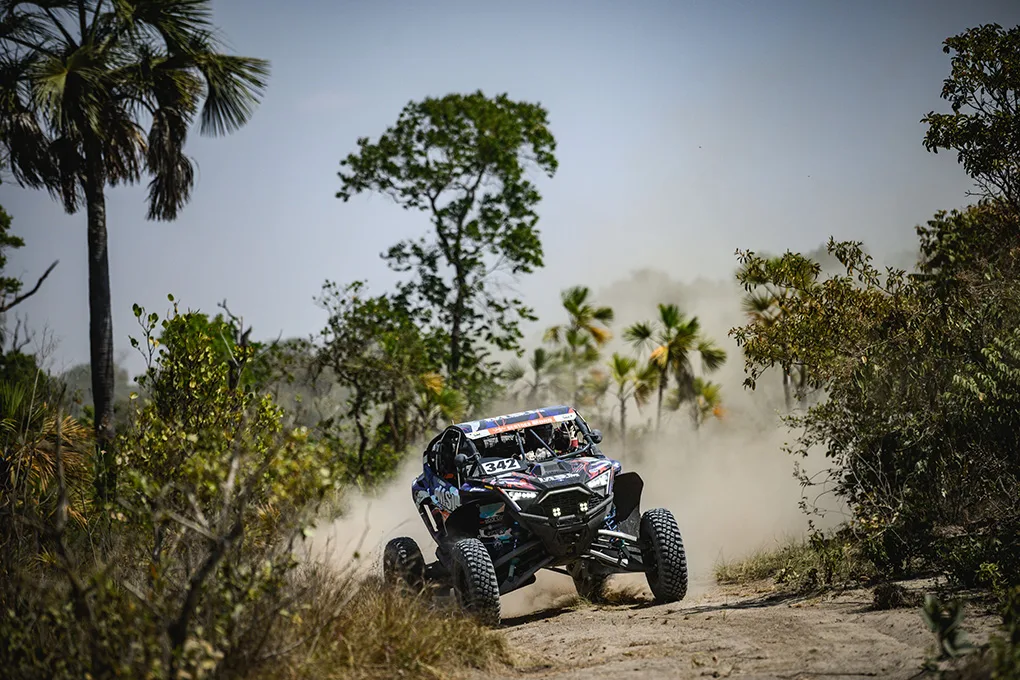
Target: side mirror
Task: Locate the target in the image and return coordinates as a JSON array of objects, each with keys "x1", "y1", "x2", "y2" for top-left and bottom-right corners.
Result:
[
  {"x1": 590, "y1": 429, "x2": 603, "y2": 444},
  {"x1": 454, "y1": 453, "x2": 469, "y2": 468}
]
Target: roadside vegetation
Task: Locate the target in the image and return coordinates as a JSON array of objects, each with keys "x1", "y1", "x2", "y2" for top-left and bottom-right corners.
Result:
[
  {"x1": 721, "y1": 23, "x2": 1020, "y2": 678},
  {"x1": 0, "y1": 2, "x2": 1018, "y2": 678}
]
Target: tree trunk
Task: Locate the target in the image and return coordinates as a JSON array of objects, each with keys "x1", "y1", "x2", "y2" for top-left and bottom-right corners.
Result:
[
  {"x1": 619, "y1": 397, "x2": 627, "y2": 453},
  {"x1": 797, "y1": 364, "x2": 808, "y2": 407},
  {"x1": 448, "y1": 267, "x2": 468, "y2": 388},
  {"x1": 655, "y1": 371, "x2": 666, "y2": 431},
  {"x1": 84, "y1": 139, "x2": 116, "y2": 503},
  {"x1": 782, "y1": 368, "x2": 792, "y2": 411}
]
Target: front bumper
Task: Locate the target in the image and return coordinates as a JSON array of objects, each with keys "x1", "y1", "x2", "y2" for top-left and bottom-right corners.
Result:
[{"x1": 516, "y1": 489, "x2": 614, "y2": 560}]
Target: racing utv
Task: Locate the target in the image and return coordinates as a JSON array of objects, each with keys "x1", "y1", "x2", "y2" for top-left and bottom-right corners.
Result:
[{"x1": 382, "y1": 406, "x2": 688, "y2": 625}]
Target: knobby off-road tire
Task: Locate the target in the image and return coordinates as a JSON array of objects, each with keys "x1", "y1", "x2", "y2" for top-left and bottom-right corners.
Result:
[
  {"x1": 450, "y1": 538, "x2": 501, "y2": 626},
  {"x1": 569, "y1": 560, "x2": 609, "y2": 603},
  {"x1": 383, "y1": 537, "x2": 426, "y2": 591},
  {"x1": 640, "y1": 508, "x2": 688, "y2": 603}
]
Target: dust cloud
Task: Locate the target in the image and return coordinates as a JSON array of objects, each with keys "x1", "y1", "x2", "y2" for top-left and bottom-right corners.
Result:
[{"x1": 305, "y1": 267, "x2": 843, "y2": 617}]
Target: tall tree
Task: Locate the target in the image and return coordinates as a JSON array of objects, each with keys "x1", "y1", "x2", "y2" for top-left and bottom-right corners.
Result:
[
  {"x1": 607, "y1": 353, "x2": 657, "y2": 450},
  {"x1": 922, "y1": 23, "x2": 1020, "y2": 211},
  {"x1": 624, "y1": 303, "x2": 726, "y2": 430},
  {"x1": 544, "y1": 285, "x2": 614, "y2": 402},
  {"x1": 0, "y1": 0, "x2": 269, "y2": 500},
  {"x1": 737, "y1": 255, "x2": 819, "y2": 410},
  {"x1": 336, "y1": 91, "x2": 558, "y2": 400}
]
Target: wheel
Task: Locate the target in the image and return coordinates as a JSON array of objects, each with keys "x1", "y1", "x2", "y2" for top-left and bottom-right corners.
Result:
[
  {"x1": 449, "y1": 538, "x2": 501, "y2": 625},
  {"x1": 568, "y1": 560, "x2": 609, "y2": 603},
  {"x1": 639, "y1": 508, "x2": 688, "y2": 603},
  {"x1": 383, "y1": 537, "x2": 426, "y2": 591}
]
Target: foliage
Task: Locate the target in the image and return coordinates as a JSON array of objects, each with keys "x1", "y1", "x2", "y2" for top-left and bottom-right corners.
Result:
[
  {"x1": 732, "y1": 202, "x2": 1020, "y2": 580},
  {"x1": 336, "y1": 90, "x2": 558, "y2": 402},
  {"x1": 254, "y1": 573, "x2": 510, "y2": 680},
  {"x1": 922, "y1": 24, "x2": 1020, "y2": 210},
  {"x1": 0, "y1": 0, "x2": 270, "y2": 499},
  {"x1": 737, "y1": 254, "x2": 820, "y2": 409},
  {"x1": 625, "y1": 303, "x2": 726, "y2": 430},
  {"x1": 0, "y1": 203, "x2": 58, "y2": 315},
  {"x1": 313, "y1": 281, "x2": 449, "y2": 484},
  {"x1": 713, "y1": 532, "x2": 875, "y2": 592},
  {"x1": 504, "y1": 347, "x2": 554, "y2": 403},
  {"x1": 0, "y1": 377, "x2": 92, "y2": 577},
  {"x1": 921, "y1": 594, "x2": 974, "y2": 666},
  {"x1": 606, "y1": 352, "x2": 656, "y2": 446},
  {"x1": 0, "y1": 0, "x2": 270, "y2": 214},
  {"x1": 670, "y1": 376, "x2": 723, "y2": 429},
  {"x1": 544, "y1": 286, "x2": 614, "y2": 403},
  {"x1": 1, "y1": 297, "x2": 343, "y2": 679}
]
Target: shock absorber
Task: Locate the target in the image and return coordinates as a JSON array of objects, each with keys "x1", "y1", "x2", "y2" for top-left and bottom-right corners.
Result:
[{"x1": 604, "y1": 507, "x2": 619, "y2": 532}]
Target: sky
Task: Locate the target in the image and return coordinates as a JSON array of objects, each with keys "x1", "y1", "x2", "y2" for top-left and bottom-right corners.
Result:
[{"x1": 3, "y1": 0, "x2": 1020, "y2": 378}]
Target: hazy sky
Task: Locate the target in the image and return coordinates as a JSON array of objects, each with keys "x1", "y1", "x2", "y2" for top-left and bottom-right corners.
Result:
[{"x1": 3, "y1": 0, "x2": 1019, "y2": 377}]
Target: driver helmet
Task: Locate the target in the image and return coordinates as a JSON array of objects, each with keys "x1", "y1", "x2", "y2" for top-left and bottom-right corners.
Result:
[
  {"x1": 532, "y1": 423, "x2": 554, "y2": 449},
  {"x1": 551, "y1": 425, "x2": 570, "y2": 452}
]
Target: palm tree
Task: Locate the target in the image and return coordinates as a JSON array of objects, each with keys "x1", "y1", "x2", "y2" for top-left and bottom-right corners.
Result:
[
  {"x1": 0, "y1": 1, "x2": 269, "y2": 500},
  {"x1": 624, "y1": 304, "x2": 726, "y2": 431},
  {"x1": 607, "y1": 353, "x2": 657, "y2": 450},
  {"x1": 412, "y1": 372, "x2": 466, "y2": 437},
  {"x1": 544, "y1": 286, "x2": 613, "y2": 403},
  {"x1": 668, "y1": 377, "x2": 723, "y2": 429},
  {"x1": 504, "y1": 347, "x2": 553, "y2": 404}
]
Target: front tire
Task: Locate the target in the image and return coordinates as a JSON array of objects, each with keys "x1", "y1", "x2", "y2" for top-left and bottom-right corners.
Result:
[
  {"x1": 383, "y1": 537, "x2": 426, "y2": 591},
  {"x1": 450, "y1": 538, "x2": 501, "y2": 625},
  {"x1": 640, "y1": 508, "x2": 688, "y2": 603}
]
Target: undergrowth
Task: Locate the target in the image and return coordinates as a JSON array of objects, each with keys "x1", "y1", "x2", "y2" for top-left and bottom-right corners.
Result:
[
  {"x1": 714, "y1": 533, "x2": 876, "y2": 592},
  {"x1": 254, "y1": 570, "x2": 511, "y2": 680}
]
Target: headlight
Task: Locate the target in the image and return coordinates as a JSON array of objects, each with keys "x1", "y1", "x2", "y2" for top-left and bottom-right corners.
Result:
[
  {"x1": 587, "y1": 470, "x2": 612, "y2": 493},
  {"x1": 502, "y1": 489, "x2": 538, "y2": 507}
]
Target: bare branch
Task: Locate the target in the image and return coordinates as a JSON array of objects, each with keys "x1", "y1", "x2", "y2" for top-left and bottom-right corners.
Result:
[{"x1": 0, "y1": 260, "x2": 58, "y2": 313}]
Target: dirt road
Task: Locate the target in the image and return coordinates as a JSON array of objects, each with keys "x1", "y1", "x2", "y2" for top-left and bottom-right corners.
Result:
[{"x1": 468, "y1": 577, "x2": 999, "y2": 680}]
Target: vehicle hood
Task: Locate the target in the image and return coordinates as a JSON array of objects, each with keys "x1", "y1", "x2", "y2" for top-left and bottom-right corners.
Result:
[{"x1": 487, "y1": 457, "x2": 615, "y2": 492}]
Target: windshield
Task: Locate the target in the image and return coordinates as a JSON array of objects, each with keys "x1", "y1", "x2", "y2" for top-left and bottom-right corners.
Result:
[{"x1": 469, "y1": 419, "x2": 592, "y2": 476}]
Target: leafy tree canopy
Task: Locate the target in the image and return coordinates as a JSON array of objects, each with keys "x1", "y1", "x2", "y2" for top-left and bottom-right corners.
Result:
[
  {"x1": 923, "y1": 23, "x2": 1020, "y2": 210},
  {"x1": 336, "y1": 90, "x2": 558, "y2": 401}
]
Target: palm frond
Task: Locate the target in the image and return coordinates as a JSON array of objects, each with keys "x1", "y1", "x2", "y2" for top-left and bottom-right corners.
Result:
[
  {"x1": 623, "y1": 321, "x2": 652, "y2": 347},
  {"x1": 658, "y1": 302, "x2": 682, "y2": 329},
  {"x1": 592, "y1": 305, "x2": 614, "y2": 324},
  {"x1": 587, "y1": 324, "x2": 611, "y2": 346},
  {"x1": 503, "y1": 360, "x2": 526, "y2": 383},
  {"x1": 194, "y1": 51, "x2": 269, "y2": 136},
  {"x1": 697, "y1": 340, "x2": 726, "y2": 372}
]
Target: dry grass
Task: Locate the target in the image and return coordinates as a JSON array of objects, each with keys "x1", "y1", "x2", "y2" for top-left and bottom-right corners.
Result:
[
  {"x1": 714, "y1": 536, "x2": 874, "y2": 591},
  {"x1": 253, "y1": 567, "x2": 511, "y2": 680}
]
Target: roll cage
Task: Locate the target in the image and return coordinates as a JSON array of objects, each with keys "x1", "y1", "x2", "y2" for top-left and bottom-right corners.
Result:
[{"x1": 423, "y1": 410, "x2": 604, "y2": 483}]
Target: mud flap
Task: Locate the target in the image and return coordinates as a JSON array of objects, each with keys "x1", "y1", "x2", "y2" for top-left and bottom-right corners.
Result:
[{"x1": 612, "y1": 471, "x2": 643, "y2": 537}]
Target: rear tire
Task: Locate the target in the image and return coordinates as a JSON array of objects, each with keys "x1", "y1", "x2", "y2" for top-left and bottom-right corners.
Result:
[
  {"x1": 383, "y1": 537, "x2": 426, "y2": 591},
  {"x1": 640, "y1": 508, "x2": 688, "y2": 603},
  {"x1": 569, "y1": 560, "x2": 609, "y2": 603},
  {"x1": 450, "y1": 538, "x2": 501, "y2": 626}
]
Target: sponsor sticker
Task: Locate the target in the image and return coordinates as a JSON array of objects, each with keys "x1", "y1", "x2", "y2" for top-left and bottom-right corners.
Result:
[{"x1": 435, "y1": 485, "x2": 461, "y2": 511}]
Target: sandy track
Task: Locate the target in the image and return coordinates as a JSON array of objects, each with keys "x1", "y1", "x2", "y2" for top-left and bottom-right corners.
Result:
[{"x1": 467, "y1": 580, "x2": 999, "y2": 680}]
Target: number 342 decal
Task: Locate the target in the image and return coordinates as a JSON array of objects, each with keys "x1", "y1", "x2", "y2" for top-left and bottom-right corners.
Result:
[{"x1": 481, "y1": 458, "x2": 525, "y2": 475}]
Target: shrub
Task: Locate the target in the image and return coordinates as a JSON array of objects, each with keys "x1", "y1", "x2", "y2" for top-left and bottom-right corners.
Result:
[{"x1": 714, "y1": 531, "x2": 875, "y2": 592}]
